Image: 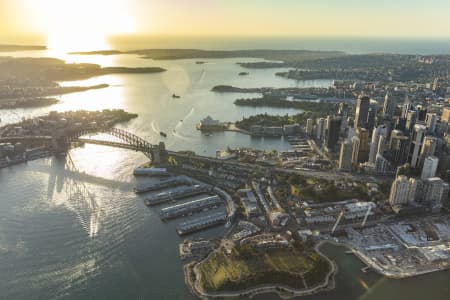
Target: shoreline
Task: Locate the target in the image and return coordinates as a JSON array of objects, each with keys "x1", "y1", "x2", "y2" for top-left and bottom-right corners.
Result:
[
  {"x1": 184, "y1": 240, "x2": 337, "y2": 299},
  {"x1": 320, "y1": 239, "x2": 450, "y2": 279}
]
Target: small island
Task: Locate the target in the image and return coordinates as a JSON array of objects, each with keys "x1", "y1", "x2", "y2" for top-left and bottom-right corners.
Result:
[
  {"x1": 237, "y1": 61, "x2": 287, "y2": 69},
  {"x1": 211, "y1": 85, "x2": 262, "y2": 93},
  {"x1": 186, "y1": 235, "x2": 334, "y2": 299}
]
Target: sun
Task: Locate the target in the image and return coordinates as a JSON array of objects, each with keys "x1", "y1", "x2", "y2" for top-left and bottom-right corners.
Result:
[{"x1": 23, "y1": 0, "x2": 136, "y2": 53}]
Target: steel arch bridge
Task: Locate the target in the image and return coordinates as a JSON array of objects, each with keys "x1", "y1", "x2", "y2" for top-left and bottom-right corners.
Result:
[
  {"x1": 72, "y1": 127, "x2": 156, "y2": 159},
  {"x1": 0, "y1": 127, "x2": 157, "y2": 160}
]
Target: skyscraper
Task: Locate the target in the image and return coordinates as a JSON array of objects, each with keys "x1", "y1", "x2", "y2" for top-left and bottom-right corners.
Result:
[
  {"x1": 389, "y1": 130, "x2": 410, "y2": 166},
  {"x1": 354, "y1": 95, "x2": 370, "y2": 129},
  {"x1": 419, "y1": 136, "x2": 437, "y2": 166},
  {"x1": 425, "y1": 113, "x2": 437, "y2": 134},
  {"x1": 375, "y1": 154, "x2": 392, "y2": 175},
  {"x1": 422, "y1": 177, "x2": 449, "y2": 213},
  {"x1": 405, "y1": 110, "x2": 417, "y2": 132},
  {"x1": 325, "y1": 116, "x2": 341, "y2": 152},
  {"x1": 389, "y1": 175, "x2": 418, "y2": 208},
  {"x1": 351, "y1": 136, "x2": 361, "y2": 167},
  {"x1": 421, "y1": 156, "x2": 439, "y2": 180},
  {"x1": 410, "y1": 124, "x2": 426, "y2": 168},
  {"x1": 316, "y1": 118, "x2": 325, "y2": 141},
  {"x1": 369, "y1": 125, "x2": 387, "y2": 164},
  {"x1": 338, "y1": 140, "x2": 353, "y2": 171},
  {"x1": 383, "y1": 92, "x2": 396, "y2": 118},
  {"x1": 366, "y1": 100, "x2": 378, "y2": 134},
  {"x1": 338, "y1": 102, "x2": 349, "y2": 135},
  {"x1": 402, "y1": 103, "x2": 413, "y2": 119},
  {"x1": 356, "y1": 127, "x2": 369, "y2": 163},
  {"x1": 306, "y1": 118, "x2": 314, "y2": 136}
]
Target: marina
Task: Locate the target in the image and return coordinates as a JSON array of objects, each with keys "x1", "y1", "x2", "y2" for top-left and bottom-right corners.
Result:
[
  {"x1": 176, "y1": 212, "x2": 228, "y2": 236},
  {"x1": 144, "y1": 184, "x2": 208, "y2": 206},
  {"x1": 160, "y1": 195, "x2": 222, "y2": 221}
]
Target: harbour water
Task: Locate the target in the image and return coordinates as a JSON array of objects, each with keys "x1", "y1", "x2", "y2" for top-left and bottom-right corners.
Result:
[{"x1": 1, "y1": 46, "x2": 450, "y2": 299}]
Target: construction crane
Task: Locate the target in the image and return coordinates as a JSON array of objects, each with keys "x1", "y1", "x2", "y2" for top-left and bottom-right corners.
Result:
[
  {"x1": 331, "y1": 210, "x2": 344, "y2": 235},
  {"x1": 361, "y1": 206, "x2": 372, "y2": 228}
]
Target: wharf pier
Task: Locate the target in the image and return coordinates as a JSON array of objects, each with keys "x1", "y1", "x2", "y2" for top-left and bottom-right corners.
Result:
[
  {"x1": 145, "y1": 184, "x2": 208, "y2": 206},
  {"x1": 134, "y1": 177, "x2": 185, "y2": 194},
  {"x1": 160, "y1": 195, "x2": 222, "y2": 221},
  {"x1": 176, "y1": 212, "x2": 228, "y2": 236}
]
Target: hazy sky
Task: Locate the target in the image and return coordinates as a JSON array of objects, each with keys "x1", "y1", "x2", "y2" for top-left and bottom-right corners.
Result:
[{"x1": 2, "y1": 0, "x2": 450, "y2": 39}]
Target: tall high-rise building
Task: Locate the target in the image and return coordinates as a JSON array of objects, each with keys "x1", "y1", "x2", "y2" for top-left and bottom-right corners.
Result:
[
  {"x1": 405, "y1": 110, "x2": 417, "y2": 132},
  {"x1": 422, "y1": 177, "x2": 449, "y2": 213},
  {"x1": 369, "y1": 125, "x2": 387, "y2": 164},
  {"x1": 338, "y1": 140, "x2": 353, "y2": 171},
  {"x1": 325, "y1": 116, "x2": 341, "y2": 152},
  {"x1": 338, "y1": 102, "x2": 349, "y2": 135},
  {"x1": 367, "y1": 100, "x2": 378, "y2": 134},
  {"x1": 417, "y1": 106, "x2": 428, "y2": 122},
  {"x1": 419, "y1": 136, "x2": 437, "y2": 166},
  {"x1": 425, "y1": 113, "x2": 437, "y2": 133},
  {"x1": 354, "y1": 95, "x2": 370, "y2": 129},
  {"x1": 347, "y1": 127, "x2": 356, "y2": 142},
  {"x1": 383, "y1": 92, "x2": 396, "y2": 118},
  {"x1": 377, "y1": 135, "x2": 387, "y2": 157},
  {"x1": 402, "y1": 103, "x2": 413, "y2": 119},
  {"x1": 410, "y1": 124, "x2": 427, "y2": 168},
  {"x1": 351, "y1": 136, "x2": 361, "y2": 167},
  {"x1": 389, "y1": 130, "x2": 410, "y2": 166},
  {"x1": 306, "y1": 118, "x2": 314, "y2": 136},
  {"x1": 421, "y1": 156, "x2": 439, "y2": 180},
  {"x1": 389, "y1": 175, "x2": 418, "y2": 208},
  {"x1": 395, "y1": 117, "x2": 407, "y2": 131},
  {"x1": 316, "y1": 118, "x2": 325, "y2": 140},
  {"x1": 375, "y1": 154, "x2": 392, "y2": 175},
  {"x1": 356, "y1": 127, "x2": 369, "y2": 163}
]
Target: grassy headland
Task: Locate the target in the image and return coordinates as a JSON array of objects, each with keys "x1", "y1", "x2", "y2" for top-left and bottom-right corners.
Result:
[{"x1": 195, "y1": 240, "x2": 331, "y2": 293}]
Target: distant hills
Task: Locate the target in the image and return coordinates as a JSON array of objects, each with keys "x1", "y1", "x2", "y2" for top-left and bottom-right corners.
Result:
[{"x1": 70, "y1": 48, "x2": 346, "y2": 63}]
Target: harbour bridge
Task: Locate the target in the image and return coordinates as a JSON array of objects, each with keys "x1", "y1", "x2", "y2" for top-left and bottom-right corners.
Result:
[{"x1": 0, "y1": 127, "x2": 163, "y2": 162}]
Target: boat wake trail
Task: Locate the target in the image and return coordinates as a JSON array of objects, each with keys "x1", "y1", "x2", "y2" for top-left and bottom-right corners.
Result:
[
  {"x1": 172, "y1": 131, "x2": 192, "y2": 141},
  {"x1": 175, "y1": 107, "x2": 195, "y2": 131},
  {"x1": 151, "y1": 120, "x2": 160, "y2": 135}
]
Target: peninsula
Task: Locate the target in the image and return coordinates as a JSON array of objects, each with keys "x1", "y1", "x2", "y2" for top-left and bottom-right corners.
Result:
[
  {"x1": 69, "y1": 49, "x2": 346, "y2": 63},
  {"x1": 0, "y1": 97, "x2": 59, "y2": 109},
  {"x1": 186, "y1": 236, "x2": 334, "y2": 299},
  {"x1": 0, "y1": 57, "x2": 165, "y2": 103},
  {"x1": 0, "y1": 44, "x2": 47, "y2": 52}
]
